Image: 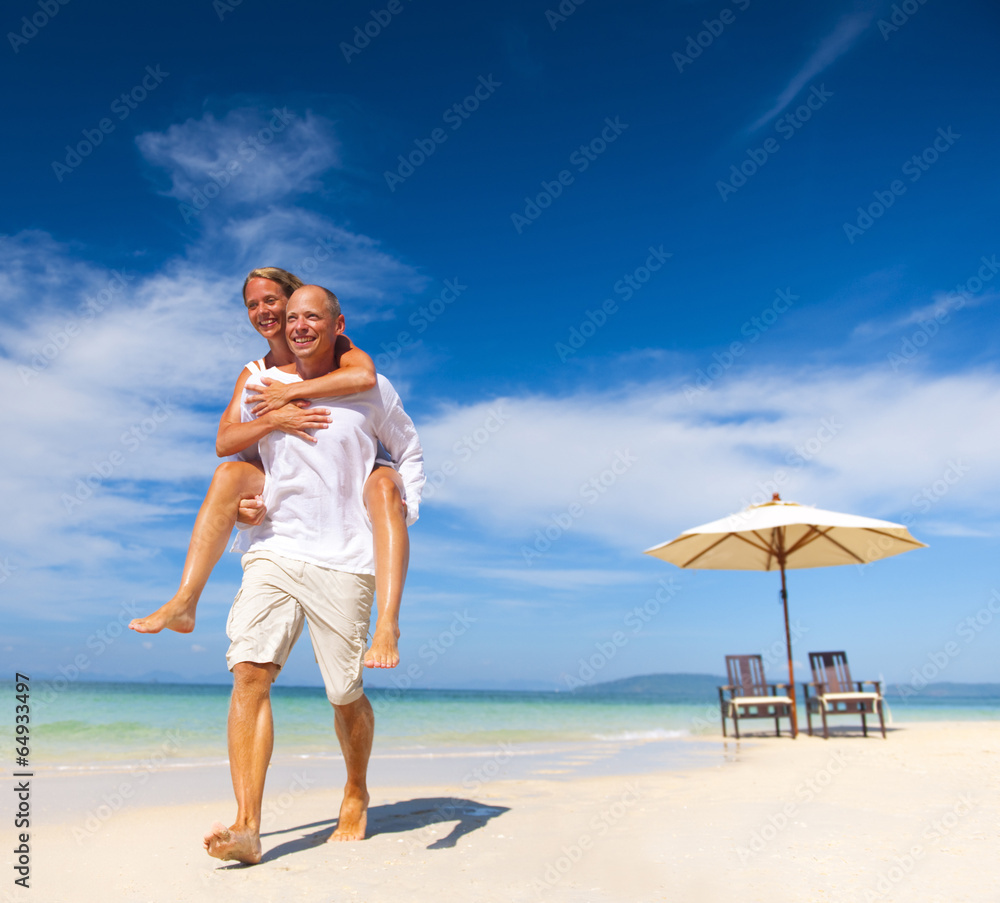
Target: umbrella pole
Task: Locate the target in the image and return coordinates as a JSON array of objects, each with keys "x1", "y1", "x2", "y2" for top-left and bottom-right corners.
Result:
[{"x1": 780, "y1": 563, "x2": 798, "y2": 737}]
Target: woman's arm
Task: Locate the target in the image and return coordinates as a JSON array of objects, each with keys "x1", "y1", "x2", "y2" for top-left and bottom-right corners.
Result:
[
  {"x1": 216, "y1": 367, "x2": 332, "y2": 458},
  {"x1": 247, "y1": 337, "x2": 377, "y2": 415}
]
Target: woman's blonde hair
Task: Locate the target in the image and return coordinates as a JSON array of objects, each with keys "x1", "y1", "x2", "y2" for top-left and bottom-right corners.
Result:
[{"x1": 242, "y1": 267, "x2": 303, "y2": 300}]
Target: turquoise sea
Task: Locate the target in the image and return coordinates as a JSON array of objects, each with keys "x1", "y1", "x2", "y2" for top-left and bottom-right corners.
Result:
[{"x1": 16, "y1": 680, "x2": 1000, "y2": 767}]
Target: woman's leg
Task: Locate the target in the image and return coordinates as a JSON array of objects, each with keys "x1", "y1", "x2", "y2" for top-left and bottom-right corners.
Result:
[
  {"x1": 130, "y1": 461, "x2": 265, "y2": 634},
  {"x1": 362, "y1": 466, "x2": 409, "y2": 668}
]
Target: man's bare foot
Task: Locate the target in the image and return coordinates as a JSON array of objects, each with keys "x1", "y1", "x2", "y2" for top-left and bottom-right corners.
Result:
[
  {"x1": 328, "y1": 788, "x2": 370, "y2": 842},
  {"x1": 203, "y1": 821, "x2": 262, "y2": 864},
  {"x1": 129, "y1": 596, "x2": 197, "y2": 634},
  {"x1": 363, "y1": 626, "x2": 399, "y2": 669}
]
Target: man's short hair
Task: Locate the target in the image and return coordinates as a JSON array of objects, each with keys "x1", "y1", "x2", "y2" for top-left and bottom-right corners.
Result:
[
  {"x1": 242, "y1": 267, "x2": 304, "y2": 300},
  {"x1": 319, "y1": 286, "x2": 341, "y2": 320}
]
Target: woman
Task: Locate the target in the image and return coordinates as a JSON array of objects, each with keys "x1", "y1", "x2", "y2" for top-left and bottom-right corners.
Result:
[{"x1": 129, "y1": 268, "x2": 409, "y2": 669}]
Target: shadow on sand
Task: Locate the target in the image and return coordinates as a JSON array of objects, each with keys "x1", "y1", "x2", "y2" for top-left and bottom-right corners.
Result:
[{"x1": 233, "y1": 797, "x2": 510, "y2": 865}]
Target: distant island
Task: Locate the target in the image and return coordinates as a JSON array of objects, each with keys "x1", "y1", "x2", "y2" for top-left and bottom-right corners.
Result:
[{"x1": 572, "y1": 673, "x2": 1000, "y2": 704}]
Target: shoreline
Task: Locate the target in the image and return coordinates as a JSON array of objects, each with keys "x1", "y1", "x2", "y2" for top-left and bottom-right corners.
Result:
[{"x1": 18, "y1": 721, "x2": 999, "y2": 902}]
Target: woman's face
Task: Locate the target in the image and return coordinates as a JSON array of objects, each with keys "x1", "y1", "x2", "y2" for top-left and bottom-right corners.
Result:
[{"x1": 243, "y1": 277, "x2": 288, "y2": 340}]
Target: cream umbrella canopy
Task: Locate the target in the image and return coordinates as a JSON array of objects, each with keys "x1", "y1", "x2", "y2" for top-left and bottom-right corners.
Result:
[{"x1": 644, "y1": 494, "x2": 927, "y2": 731}]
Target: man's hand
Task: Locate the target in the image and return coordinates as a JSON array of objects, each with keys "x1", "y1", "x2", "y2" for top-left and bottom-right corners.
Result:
[
  {"x1": 248, "y1": 376, "x2": 295, "y2": 415},
  {"x1": 237, "y1": 495, "x2": 267, "y2": 526}
]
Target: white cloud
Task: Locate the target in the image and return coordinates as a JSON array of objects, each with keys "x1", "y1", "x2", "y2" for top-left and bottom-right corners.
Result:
[
  {"x1": 853, "y1": 290, "x2": 998, "y2": 340},
  {"x1": 416, "y1": 368, "x2": 1000, "y2": 555},
  {"x1": 749, "y1": 11, "x2": 873, "y2": 131},
  {"x1": 136, "y1": 107, "x2": 340, "y2": 207}
]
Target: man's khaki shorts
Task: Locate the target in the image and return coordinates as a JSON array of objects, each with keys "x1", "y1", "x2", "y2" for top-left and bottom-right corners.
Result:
[{"x1": 226, "y1": 551, "x2": 375, "y2": 705}]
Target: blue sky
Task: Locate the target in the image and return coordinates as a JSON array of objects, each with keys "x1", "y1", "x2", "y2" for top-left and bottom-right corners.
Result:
[{"x1": 2, "y1": 0, "x2": 999, "y2": 692}]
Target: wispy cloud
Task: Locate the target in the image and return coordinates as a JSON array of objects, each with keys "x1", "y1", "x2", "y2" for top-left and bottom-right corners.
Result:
[
  {"x1": 854, "y1": 290, "x2": 998, "y2": 340},
  {"x1": 416, "y1": 368, "x2": 1000, "y2": 553},
  {"x1": 749, "y1": 10, "x2": 874, "y2": 131},
  {"x1": 136, "y1": 108, "x2": 341, "y2": 208}
]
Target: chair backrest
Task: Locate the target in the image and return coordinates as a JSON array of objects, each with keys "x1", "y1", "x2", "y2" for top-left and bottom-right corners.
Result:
[
  {"x1": 725, "y1": 655, "x2": 769, "y2": 697},
  {"x1": 809, "y1": 651, "x2": 853, "y2": 692}
]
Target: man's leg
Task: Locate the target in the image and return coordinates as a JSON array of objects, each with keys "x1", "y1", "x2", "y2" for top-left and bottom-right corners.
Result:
[
  {"x1": 204, "y1": 660, "x2": 279, "y2": 863},
  {"x1": 362, "y1": 466, "x2": 408, "y2": 668},
  {"x1": 328, "y1": 693, "x2": 374, "y2": 841},
  {"x1": 131, "y1": 461, "x2": 265, "y2": 634}
]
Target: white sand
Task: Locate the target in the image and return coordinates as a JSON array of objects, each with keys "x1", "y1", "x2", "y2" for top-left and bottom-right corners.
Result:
[{"x1": 15, "y1": 721, "x2": 999, "y2": 902}]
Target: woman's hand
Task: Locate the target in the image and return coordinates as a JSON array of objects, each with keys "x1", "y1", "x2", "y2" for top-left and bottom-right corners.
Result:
[
  {"x1": 249, "y1": 377, "x2": 297, "y2": 415},
  {"x1": 267, "y1": 402, "x2": 332, "y2": 442}
]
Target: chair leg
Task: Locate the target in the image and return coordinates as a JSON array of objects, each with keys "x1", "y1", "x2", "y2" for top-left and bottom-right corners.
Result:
[
  {"x1": 806, "y1": 703, "x2": 813, "y2": 737},
  {"x1": 877, "y1": 699, "x2": 886, "y2": 739},
  {"x1": 720, "y1": 706, "x2": 727, "y2": 738},
  {"x1": 774, "y1": 711, "x2": 780, "y2": 737},
  {"x1": 820, "y1": 702, "x2": 830, "y2": 740},
  {"x1": 733, "y1": 708, "x2": 741, "y2": 740},
  {"x1": 861, "y1": 707, "x2": 868, "y2": 737}
]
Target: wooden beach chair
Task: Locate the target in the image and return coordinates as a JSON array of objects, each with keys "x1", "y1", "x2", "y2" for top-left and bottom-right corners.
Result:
[
  {"x1": 803, "y1": 651, "x2": 886, "y2": 739},
  {"x1": 717, "y1": 654, "x2": 795, "y2": 739}
]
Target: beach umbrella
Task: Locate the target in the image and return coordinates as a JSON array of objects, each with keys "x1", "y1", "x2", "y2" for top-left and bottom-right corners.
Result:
[{"x1": 643, "y1": 494, "x2": 927, "y2": 732}]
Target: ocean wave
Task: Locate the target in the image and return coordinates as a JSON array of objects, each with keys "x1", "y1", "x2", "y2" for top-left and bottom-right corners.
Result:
[{"x1": 591, "y1": 729, "x2": 688, "y2": 741}]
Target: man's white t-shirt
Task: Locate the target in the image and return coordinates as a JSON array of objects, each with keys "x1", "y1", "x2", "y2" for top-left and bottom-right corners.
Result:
[{"x1": 233, "y1": 371, "x2": 424, "y2": 576}]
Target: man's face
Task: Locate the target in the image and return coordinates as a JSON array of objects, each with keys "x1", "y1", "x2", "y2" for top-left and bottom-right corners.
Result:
[
  {"x1": 285, "y1": 287, "x2": 345, "y2": 363},
  {"x1": 244, "y1": 277, "x2": 287, "y2": 340}
]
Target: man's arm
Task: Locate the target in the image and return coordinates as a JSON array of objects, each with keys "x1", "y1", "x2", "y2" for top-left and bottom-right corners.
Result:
[
  {"x1": 216, "y1": 368, "x2": 333, "y2": 458},
  {"x1": 247, "y1": 337, "x2": 377, "y2": 415}
]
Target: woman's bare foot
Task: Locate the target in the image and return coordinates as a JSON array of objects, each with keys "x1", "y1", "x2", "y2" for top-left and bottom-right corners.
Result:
[
  {"x1": 129, "y1": 595, "x2": 197, "y2": 634},
  {"x1": 363, "y1": 625, "x2": 399, "y2": 669},
  {"x1": 328, "y1": 788, "x2": 370, "y2": 842},
  {"x1": 203, "y1": 821, "x2": 262, "y2": 863}
]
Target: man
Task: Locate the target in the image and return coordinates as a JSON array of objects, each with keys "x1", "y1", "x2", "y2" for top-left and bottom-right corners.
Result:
[{"x1": 204, "y1": 284, "x2": 424, "y2": 864}]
